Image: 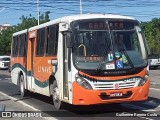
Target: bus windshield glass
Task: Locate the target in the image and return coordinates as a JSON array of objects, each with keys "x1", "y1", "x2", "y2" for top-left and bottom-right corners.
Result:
[{"x1": 71, "y1": 19, "x2": 147, "y2": 70}]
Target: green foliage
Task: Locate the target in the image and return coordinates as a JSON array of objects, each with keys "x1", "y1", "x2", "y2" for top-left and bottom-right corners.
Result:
[
  {"x1": 0, "y1": 27, "x2": 14, "y2": 55},
  {"x1": 40, "y1": 11, "x2": 50, "y2": 24},
  {"x1": 0, "y1": 12, "x2": 50, "y2": 55},
  {"x1": 141, "y1": 18, "x2": 160, "y2": 54}
]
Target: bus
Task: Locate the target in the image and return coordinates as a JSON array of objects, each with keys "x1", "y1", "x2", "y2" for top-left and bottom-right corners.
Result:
[{"x1": 11, "y1": 14, "x2": 150, "y2": 109}]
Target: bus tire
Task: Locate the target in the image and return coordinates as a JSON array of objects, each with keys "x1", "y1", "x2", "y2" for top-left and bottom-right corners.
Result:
[
  {"x1": 51, "y1": 80, "x2": 63, "y2": 109},
  {"x1": 19, "y1": 75, "x2": 28, "y2": 97}
]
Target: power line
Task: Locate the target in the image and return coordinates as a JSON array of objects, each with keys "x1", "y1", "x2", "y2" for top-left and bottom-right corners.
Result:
[{"x1": 0, "y1": 0, "x2": 160, "y2": 25}]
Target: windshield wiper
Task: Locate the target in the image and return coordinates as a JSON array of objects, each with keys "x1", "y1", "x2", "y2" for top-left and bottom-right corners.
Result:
[
  {"x1": 96, "y1": 41, "x2": 111, "y2": 72},
  {"x1": 114, "y1": 32, "x2": 135, "y2": 69},
  {"x1": 96, "y1": 21, "x2": 113, "y2": 72}
]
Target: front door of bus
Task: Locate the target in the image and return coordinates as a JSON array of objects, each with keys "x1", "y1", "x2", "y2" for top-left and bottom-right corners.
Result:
[
  {"x1": 30, "y1": 38, "x2": 35, "y2": 91},
  {"x1": 63, "y1": 34, "x2": 69, "y2": 99}
]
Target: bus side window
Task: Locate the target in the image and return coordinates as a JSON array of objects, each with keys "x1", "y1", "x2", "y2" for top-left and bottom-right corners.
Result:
[
  {"x1": 18, "y1": 34, "x2": 27, "y2": 57},
  {"x1": 46, "y1": 25, "x2": 58, "y2": 56},
  {"x1": 12, "y1": 36, "x2": 19, "y2": 57},
  {"x1": 36, "y1": 28, "x2": 45, "y2": 56}
]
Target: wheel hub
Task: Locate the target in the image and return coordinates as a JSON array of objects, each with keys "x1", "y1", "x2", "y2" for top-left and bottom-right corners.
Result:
[{"x1": 53, "y1": 87, "x2": 59, "y2": 101}]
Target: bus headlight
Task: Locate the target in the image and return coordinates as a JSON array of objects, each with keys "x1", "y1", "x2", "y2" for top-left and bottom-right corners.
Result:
[
  {"x1": 138, "y1": 71, "x2": 149, "y2": 86},
  {"x1": 75, "y1": 74, "x2": 93, "y2": 89}
]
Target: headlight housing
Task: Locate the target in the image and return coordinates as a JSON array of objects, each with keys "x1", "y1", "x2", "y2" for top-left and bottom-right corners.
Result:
[
  {"x1": 138, "y1": 70, "x2": 149, "y2": 86},
  {"x1": 75, "y1": 74, "x2": 93, "y2": 89}
]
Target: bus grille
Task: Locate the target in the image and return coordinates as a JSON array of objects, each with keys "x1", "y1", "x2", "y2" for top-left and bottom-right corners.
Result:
[{"x1": 92, "y1": 81, "x2": 137, "y2": 90}]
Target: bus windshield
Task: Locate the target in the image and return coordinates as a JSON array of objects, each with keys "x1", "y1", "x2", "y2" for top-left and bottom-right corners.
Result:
[{"x1": 71, "y1": 19, "x2": 147, "y2": 70}]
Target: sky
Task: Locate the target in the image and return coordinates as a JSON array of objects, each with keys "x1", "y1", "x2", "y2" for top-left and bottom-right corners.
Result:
[{"x1": 0, "y1": 0, "x2": 160, "y2": 25}]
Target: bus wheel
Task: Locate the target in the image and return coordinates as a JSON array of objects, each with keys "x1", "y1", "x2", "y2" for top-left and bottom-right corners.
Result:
[
  {"x1": 19, "y1": 75, "x2": 28, "y2": 97},
  {"x1": 51, "y1": 80, "x2": 63, "y2": 109}
]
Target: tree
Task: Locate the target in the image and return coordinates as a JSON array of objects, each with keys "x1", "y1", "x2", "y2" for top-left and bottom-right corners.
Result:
[
  {"x1": 141, "y1": 18, "x2": 160, "y2": 54},
  {"x1": 16, "y1": 15, "x2": 37, "y2": 31},
  {"x1": 40, "y1": 11, "x2": 50, "y2": 24},
  {"x1": 0, "y1": 11, "x2": 50, "y2": 55},
  {"x1": 0, "y1": 27, "x2": 14, "y2": 55}
]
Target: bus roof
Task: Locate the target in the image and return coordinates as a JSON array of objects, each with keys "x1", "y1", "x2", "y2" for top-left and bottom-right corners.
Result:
[
  {"x1": 13, "y1": 14, "x2": 136, "y2": 36},
  {"x1": 61, "y1": 13, "x2": 136, "y2": 21}
]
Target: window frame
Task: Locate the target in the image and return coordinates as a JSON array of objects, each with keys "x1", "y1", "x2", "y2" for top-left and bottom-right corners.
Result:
[
  {"x1": 18, "y1": 33, "x2": 27, "y2": 57},
  {"x1": 45, "y1": 24, "x2": 59, "y2": 56},
  {"x1": 36, "y1": 28, "x2": 46, "y2": 57},
  {"x1": 12, "y1": 36, "x2": 19, "y2": 57}
]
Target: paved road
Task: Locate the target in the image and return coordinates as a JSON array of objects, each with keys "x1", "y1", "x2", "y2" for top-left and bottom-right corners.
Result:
[
  {"x1": 0, "y1": 69, "x2": 160, "y2": 120},
  {"x1": 149, "y1": 67, "x2": 160, "y2": 89}
]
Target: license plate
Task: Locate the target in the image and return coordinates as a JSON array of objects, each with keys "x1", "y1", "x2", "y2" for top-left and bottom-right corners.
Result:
[{"x1": 110, "y1": 92, "x2": 122, "y2": 97}]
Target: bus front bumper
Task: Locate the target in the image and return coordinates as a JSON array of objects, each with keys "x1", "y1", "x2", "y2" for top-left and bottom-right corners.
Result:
[{"x1": 72, "y1": 79, "x2": 150, "y2": 105}]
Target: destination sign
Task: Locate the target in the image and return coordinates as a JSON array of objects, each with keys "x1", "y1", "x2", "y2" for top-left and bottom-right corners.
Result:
[{"x1": 76, "y1": 20, "x2": 135, "y2": 30}]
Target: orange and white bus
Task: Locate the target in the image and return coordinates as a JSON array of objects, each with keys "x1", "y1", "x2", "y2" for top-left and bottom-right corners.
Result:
[{"x1": 11, "y1": 14, "x2": 150, "y2": 109}]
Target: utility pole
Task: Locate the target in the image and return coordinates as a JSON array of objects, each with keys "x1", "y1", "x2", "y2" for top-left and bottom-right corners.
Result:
[
  {"x1": 80, "y1": 0, "x2": 82, "y2": 14},
  {"x1": 37, "y1": 0, "x2": 40, "y2": 25}
]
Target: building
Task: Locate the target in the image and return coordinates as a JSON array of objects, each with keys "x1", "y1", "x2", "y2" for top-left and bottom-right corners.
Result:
[{"x1": 0, "y1": 24, "x2": 12, "y2": 31}]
